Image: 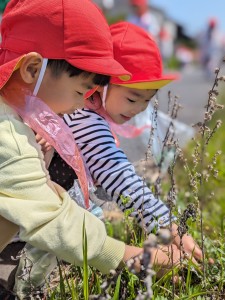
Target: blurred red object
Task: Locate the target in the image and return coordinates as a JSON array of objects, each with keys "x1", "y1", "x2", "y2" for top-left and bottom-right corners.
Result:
[
  {"x1": 208, "y1": 17, "x2": 218, "y2": 28},
  {"x1": 130, "y1": 0, "x2": 147, "y2": 6}
]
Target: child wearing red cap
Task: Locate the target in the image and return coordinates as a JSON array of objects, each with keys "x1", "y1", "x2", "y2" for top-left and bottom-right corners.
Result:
[
  {"x1": 57, "y1": 21, "x2": 177, "y2": 231},
  {"x1": 0, "y1": 1, "x2": 169, "y2": 298},
  {"x1": 48, "y1": 20, "x2": 202, "y2": 269}
]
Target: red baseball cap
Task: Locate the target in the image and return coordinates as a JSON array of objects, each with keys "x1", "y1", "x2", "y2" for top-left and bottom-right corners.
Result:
[
  {"x1": 0, "y1": 0, "x2": 131, "y2": 90},
  {"x1": 110, "y1": 22, "x2": 177, "y2": 89}
]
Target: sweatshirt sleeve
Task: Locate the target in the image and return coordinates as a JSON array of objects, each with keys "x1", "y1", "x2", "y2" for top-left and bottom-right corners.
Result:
[
  {"x1": 0, "y1": 103, "x2": 125, "y2": 274},
  {"x1": 64, "y1": 110, "x2": 175, "y2": 232}
]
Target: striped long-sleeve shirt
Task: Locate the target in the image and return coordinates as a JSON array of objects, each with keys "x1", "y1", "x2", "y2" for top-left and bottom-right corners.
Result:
[{"x1": 64, "y1": 108, "x2": 173, "y2": 232}]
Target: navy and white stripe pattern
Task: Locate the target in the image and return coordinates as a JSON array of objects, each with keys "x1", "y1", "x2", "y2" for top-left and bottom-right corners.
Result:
[{"x1": 64, "y1": 108, "x2": 174, "y2": 232}]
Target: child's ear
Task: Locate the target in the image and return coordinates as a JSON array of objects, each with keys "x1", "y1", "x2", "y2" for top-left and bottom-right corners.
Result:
[{"x1": 19, "y1": 52, "x2": 44, "y2": 84}]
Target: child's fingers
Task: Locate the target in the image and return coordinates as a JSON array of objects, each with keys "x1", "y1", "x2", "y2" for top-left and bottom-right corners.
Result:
[
  {"x1": 183, "y1": 252, "x2": 199, "y2": 266},
  {"x1": 192, "y1": 244, "x2": 203, "y2": 261},
  {"x1": 180, "y1": 234, "x2": 215, "y2": 265},
  {"x1": 36, "y1": 134, "x2": 50, "y2": 148},
  {"x1": 35, "y1": 133, "x2": 42, "y2": 143},
  {"x1": 182, "y1": 242, "x2": 214, "y2": 266},
  {"x1": 174, "y1": 233, "x2": 203, "y2": 262},
  {"x1": 43, "y1": 143, "x2": 52, "y2": 152},
  {"x1": 36, "y1": 135, "x2": 52, "y2": 154},
  {"x1": 191, "y1": 245, "x2": 204, "y2": 263},
  {"x1": 152, "y1": 244, "x2": 184, "y2": 267},
  {"x1": 38, "y1": 138, "x2": 47, "y2": 146},
  {"x1": 153, "y1": 245, "x2": 186, "y2": 278},
  {"x1": 36, "y1": 134, "x2": 46, "y2": 146},
  {"x1": 183, "y1": 241, "x2": 203, "y2": 262}
]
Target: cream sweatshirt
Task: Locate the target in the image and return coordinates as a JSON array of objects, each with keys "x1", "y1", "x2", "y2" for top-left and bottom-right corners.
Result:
[{"x1": 0, "y1": 97, "x2": 125, "y2": 274}]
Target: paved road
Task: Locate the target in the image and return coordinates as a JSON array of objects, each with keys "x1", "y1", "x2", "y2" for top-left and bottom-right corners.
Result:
[
  {"x1": 119, "y1": 64, "x2": 225, "y2": 162},
  {"x1": 158, "y1": 65, "x2": 215, "y2": 125}
]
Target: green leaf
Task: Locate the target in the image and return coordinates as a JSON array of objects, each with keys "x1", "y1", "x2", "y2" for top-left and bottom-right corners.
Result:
[
  {"x1": 82, "y1": 215, "x2": 89, "y2": 300},
  {"x1": 112, "y1": 274, "x2": 121, "y2": 300}
]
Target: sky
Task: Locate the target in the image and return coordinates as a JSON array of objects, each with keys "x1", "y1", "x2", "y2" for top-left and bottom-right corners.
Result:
[{"x1": 150, "y1": 0, "x2": 225, "y2": 37}]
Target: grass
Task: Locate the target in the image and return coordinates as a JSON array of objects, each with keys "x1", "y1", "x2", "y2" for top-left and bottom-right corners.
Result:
[{"x1": 45, "y1": 215, "x2": 225, "y2": 299}]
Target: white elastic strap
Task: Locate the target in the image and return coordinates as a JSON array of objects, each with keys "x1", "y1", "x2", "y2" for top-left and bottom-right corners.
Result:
[
  {"x1": 33, "y1": 58, "x2": 48, "y2": 96},
  {"x1": 102, "y1": 84, "x2": 108, "y2": 109}
]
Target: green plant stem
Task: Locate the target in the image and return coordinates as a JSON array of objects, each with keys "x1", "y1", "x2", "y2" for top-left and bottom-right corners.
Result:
[
  {"x1": 82, "y1": 216, "x2": 89, "y2": 300},
  {"x1": 198, "y1": 69, "x2": 221, "y2": 290}
]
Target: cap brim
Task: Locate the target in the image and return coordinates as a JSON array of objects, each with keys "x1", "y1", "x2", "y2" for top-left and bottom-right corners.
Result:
[
  {"x1": 111, "y1": 73, "x2": 179, "y2": 89},
  {"x1": 0, "y1": 54, "x2": 26, "y2": 89},
  {"x1": 67, "y1": 57, "x2": 131, "y2": 81},
  {"x1": 115, "y1": 79, "x2": 173, "y2": 89},
  {"x1": 84, "y1": 85, "x2": 99, "y2": 99}
]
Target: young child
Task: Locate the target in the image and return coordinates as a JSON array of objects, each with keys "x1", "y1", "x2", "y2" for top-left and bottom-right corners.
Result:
[
  {"x1": 50, "y1": 22, "x2": 202, "y2": 259},
  {"x1": 0, "y1": 1, "x2": 168, "y2": 298},
  {"x1": 20, "y1": 22, "x2": 201, "y2": 295},
  {"x1": 12, "y1": 20, "x2": 199, "y2": 297}
]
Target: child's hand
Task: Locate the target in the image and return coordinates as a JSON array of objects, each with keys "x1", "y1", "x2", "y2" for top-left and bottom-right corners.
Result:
[
  {"x1": 123, "y1": 244, "x2": 185, "y2": 271},
  {"x1": 171, "y1": 223, "x2": 203, "y2": 263},
  {"x1": 36, "y1": 133, "x2": 52, "y2": 154},
  {"x1": 151, "y1": 244, "x2": 184, "y2": 267}
]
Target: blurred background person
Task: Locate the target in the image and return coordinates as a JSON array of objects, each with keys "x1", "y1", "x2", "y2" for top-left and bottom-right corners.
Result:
[
  {"x1": 198, "y1": 17, "x2": 224, "y2": 80},
  {"x1": 127, "y1": 0, "x2": 160, "y2": 44},
  {"x1": 175, "y1": 45, "x2": 194, "y2": 70}
]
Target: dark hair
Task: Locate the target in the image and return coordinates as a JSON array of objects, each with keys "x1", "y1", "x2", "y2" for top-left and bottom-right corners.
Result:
[{"x1": 47, "y1": 59, "x2": 110, "y2": 86}]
